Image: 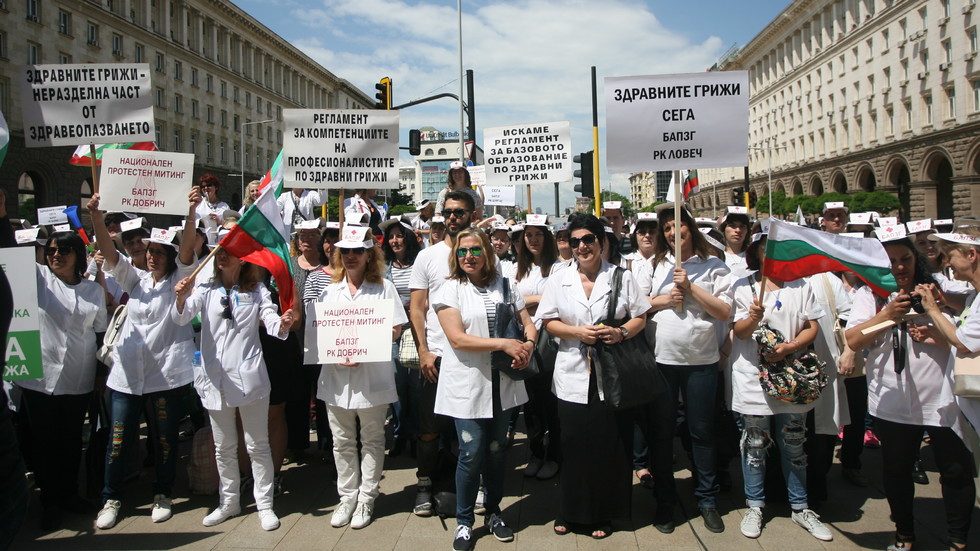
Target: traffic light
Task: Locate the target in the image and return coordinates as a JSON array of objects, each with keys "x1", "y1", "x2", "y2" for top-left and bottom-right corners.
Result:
[
  {"x1": 573, "y1": 151, "x2": 594, "y2": 198},
  {"x1": 375, "y1": 77, "x2": 392, "y2": 110},
  {"x1": 731, "y1": 187, "x2": 743, "y2": 206},
  {"x1": 408, "y1": 129, "x2": 421, "y2": 156},
  {"x1": 749, "y1": 191, "x2": 758, "y2": 208}
]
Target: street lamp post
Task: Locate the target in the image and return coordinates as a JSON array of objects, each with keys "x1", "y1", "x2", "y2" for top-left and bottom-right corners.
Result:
[
  {"x1": 748, "y1": 138, "x2": 788, "y2": 218},
  {"x1": 239, "y1": 118, "x2": 275, "y2": 202}
]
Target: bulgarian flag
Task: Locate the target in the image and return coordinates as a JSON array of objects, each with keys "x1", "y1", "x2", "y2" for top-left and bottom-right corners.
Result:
[
  {"x1": 764, "y1": 219, "x2": 898, "y2": 298},
  {"x1": 0, "y1": 110, "x2": 8, "y2": 168},
  {"x1": 70, "y1": 142, "x2": 158, "y2": 166},
  {"x1": 218, "y1": 149, "x2": 294, "y2": 312},
  {"x1": 682, "y1": 169, "x2": 700, "y2": 200}
]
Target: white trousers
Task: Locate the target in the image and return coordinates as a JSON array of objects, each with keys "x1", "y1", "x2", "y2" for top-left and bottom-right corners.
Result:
[
  {"x1": 209, "y1": 396, "x2": 274, "y2": 511},
  {"x1": 327, "y1": 404, "x2": 388, "y2": 505}
]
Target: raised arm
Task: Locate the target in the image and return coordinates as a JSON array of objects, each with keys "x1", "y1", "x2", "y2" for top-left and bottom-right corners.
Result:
[
  {"x1": 86, "y1": 193, "x2": 119, "y2": 269},
  {"x1": 178, "y1": 188, "x2": 203, "y2": 266}
]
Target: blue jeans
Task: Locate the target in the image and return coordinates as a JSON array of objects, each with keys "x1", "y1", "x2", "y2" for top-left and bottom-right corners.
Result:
[
  {"x1": 739, "y1": 412, "x2": 809, "y2": 510},
  {"x1": 103, "y1": 386, "x2": 188, "y2": 500},
  {"x1": 453, "y1": 406, "x2": 514, "y2": 527},
  {"x1": 646, "y1": 363, "x2": 719, "y2": 508}
]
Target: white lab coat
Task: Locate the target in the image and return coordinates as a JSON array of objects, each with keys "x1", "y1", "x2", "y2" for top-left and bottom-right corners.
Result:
[
  {"x1": 432, "y1": 277, "x2": 529, "y2": 419},
  {"x1": 316, "y1": 278, "x2": 407, "y2": 410},
  {"x1": 171, "y1": 282, "x2": 285, "y2": 410},
  {"x1": 277, "y1": 189, "x2": 326, "y2": 235}
]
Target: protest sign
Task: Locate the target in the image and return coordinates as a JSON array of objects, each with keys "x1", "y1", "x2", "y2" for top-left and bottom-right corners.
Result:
[
  {"x1": 37, "y1": 206, "x2": 68, "y2": 226},
  {"x1": 467, "y1": 165, "x2": 486, "y2": 187},
  {"x1": 484, "y1": 121, "x2": 572, "y2": 186},
  {"x1": 2, "y1": 248, "x2": 42, "y2": 380},
  {"x1": 98, "y1": 149, "x2": 194, "y2": 215},
  {"x1": 304, "y1": 299, "x2": 395, "y2": 364},
  {"x1": 283, "y1": 109, "x2": 399, "y2": 189},
  {"x1": 605, "y1": 71, "x2": 749, "y2": 172},
  {"x1": 20, "y1": 63, "x2": 154, "y2": 147},
  {"x1": 484, "y1": 186, "x2": 517, "y2": 206}
]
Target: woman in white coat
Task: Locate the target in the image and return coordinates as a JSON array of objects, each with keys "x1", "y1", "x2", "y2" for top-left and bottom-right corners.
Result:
[
  {"x1": 173, "y1": 250, "x2": 294, "y2": 531},
  {"x1": 87, "y1": 191, "x2": 200, "y2": 530},
  {"x1": 434, "y1": 228, "x2": 535, "y2": 550},
  {"x1": 318, "y1": 225, "x2": 407, "y2": 530}
]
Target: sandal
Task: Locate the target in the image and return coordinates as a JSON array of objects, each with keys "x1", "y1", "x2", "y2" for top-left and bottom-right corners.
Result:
[
  {"x1": 553, "y1": 519, "x2": 570, "y2": 536},
  {"x1": 590, "y1": 523, "x2": 612, "y2": 539}
]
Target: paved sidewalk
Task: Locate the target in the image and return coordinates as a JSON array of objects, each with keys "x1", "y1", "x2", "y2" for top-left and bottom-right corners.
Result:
[{"x1": 11, "y1": 418, "x2": 980, "y2": 551}]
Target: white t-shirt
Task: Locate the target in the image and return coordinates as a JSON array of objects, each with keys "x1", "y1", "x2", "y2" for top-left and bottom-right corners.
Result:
[
  {"x1": 730, "y1": 276, "x2": 824, "y2": 416},
  {"x1": 409, "y1": 241, "x2": 452, "y2": 356},
  {"x1": 850, "y1": 286, "x2": 957, "y2": 427},
  {"x1": 649, "y1": 255, "x2": 733, "y2": 366},
  {"x1": 953, "y1": 290, "x2": 980, "y2": 431},
  {"x1": 724, "y1": 251, "x2": 752, "y2": 279}
]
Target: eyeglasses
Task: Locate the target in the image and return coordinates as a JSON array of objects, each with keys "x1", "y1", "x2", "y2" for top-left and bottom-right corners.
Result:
[
  {"x1": 568, "y1": 234, "x2": 599, "y2": 248},
  {"x1": 341, "y1": 248, "x2": 366, "y2": 255},
  {"x1": 635, "y1": 228, "x2": 656, "y2": 236},
  {"x1": 441, "y1": 208, "x2": 470, "y2": 219},
  {"x1": 45, "y1": 246, "x2": 74, "y2": 257},
  {"x1": 456, "y1": 246, "x2": 484, "y2": 258},
  {"x1": 201, "y1": 183, "x2": 216, "y2": 188}
]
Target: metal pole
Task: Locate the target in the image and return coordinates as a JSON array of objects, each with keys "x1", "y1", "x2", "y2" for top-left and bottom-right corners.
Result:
[
  {"x1": 673, "y1": 170, "x2": 683, "y2": 313},
  {"x1": 457, "y1": 0, "x2": 465, "y2": 163},
  {"x1": 466, "y1": 69, "x2": 475, "y2": 160},
  {"x1": 554, "y1": 181, "x2": 559, "y2": 216},
  {"x1": 768, "y1": 140, "x2": 773, "y2": 218},
  {"x1": 591, "y1": 66, "x2": 600, "y2": 216}
]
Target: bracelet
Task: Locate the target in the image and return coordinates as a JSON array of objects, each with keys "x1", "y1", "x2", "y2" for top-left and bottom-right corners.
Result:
[{"x1": 790, "y1": 339, "x2": 801, "y2": 351}]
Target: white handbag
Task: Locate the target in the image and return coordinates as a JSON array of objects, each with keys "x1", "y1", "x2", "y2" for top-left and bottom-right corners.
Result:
[{"x1": 96, "y1": 303, "x2": 128, "y2": 368}]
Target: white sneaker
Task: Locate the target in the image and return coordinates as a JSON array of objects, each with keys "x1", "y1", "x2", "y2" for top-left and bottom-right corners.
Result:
[
  {"x1": 331, "y1": 500, "x2": 356, "y2": 527},
  {"x1": 740, "y1": 507, "x2": 763, "y2": 538},
  {"x1": 96, "y1": 499, "x2": 121, "y2": 530},
  {"x1": 792, "y1": 508, "x2": 833, "y2": 541},
  {"x1": 258, "y1": 508, "x2": 280, "y2": 531},
  {"x1": 350, "y1": 502, "x2": 373, "y2": 529},
  {"x1": 202, "y1": 503, "x2": 241, "y2": 527},
  {"x1": 151, "y1": 494, "x2": 172, "y2": 523}
]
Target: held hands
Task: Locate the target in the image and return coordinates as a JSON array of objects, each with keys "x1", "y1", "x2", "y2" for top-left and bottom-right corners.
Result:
[
  {"x1": 597, "y1": 324, "x2": 625, "y2": 344},
  {"x1": 501, "y1": 338, "x2": 531, "y2": 368},
  {"x1": 577, "y1": 325, "x2": 601, "y2": 345}
]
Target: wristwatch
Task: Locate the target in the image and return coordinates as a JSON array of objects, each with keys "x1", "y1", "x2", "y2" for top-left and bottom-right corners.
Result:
[{"x1": 619, "y1": 326, "x2": 629, "y2": 340}]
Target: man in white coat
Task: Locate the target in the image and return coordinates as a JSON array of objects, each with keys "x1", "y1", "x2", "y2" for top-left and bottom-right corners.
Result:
[{"x1": 277, "y1": 187, "x2": 327, "y2": 236}]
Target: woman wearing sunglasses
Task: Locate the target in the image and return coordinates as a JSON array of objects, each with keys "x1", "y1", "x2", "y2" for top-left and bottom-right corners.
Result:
[
  {"x1": 536, "y1": 213, "x2": 649, "y2": 539},
  {"x1": 13, "y1": 226, "x2": 107, "y2": 531},
  {"x1": 172, "y1": 242, "x2": 295, "y2": 531},
  {"x1": 432, "y1": 227, "x2": 534, "y2": 550},
  {"x1": 316, "y1": 225, "x2": 407, "y2": 530},
  {"x1": 86, "y1": 191, "x2": 200, "y2": 530}
]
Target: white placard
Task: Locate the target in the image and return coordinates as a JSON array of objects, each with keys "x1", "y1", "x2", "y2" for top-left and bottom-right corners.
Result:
[
  {"x1": 303, "y1": 299, "x2": 395, "y2": 364},
  {"x1": 467, "y1": 165, "x2": 486, "y2": 187},
  {"x1": 283, "y1": 109, "x2": 399, "y2": 189},
  {"x1": 483, "y1": 121, "x2": 572, "y2": 186},
  {"x1": 605, "y1": 71, "x2": 749, "y2": 172},
  {"x1": 98, "y1": 149, "x2": 194, "y2": 215},
  {"x1": 20, "y1": 63, "x2": 154, "y2": 147},
  {"x1": 37, "y1": 206, "x2": 68, "y2": 226},
  {"x1": 484, "y1": 186, "x2": 517, "y2": 206}
]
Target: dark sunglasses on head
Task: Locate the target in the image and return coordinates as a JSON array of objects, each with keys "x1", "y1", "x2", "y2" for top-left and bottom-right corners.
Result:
[
  {"x1": 456, "y1": 246, "x2": 484, "y2": 258},
  {"x1": 568, "y1": 234, "x2": 599, "y2": 248},
  {"x1": 45, "y1": 246, "x2": 74, "y2": 257},
  {"x1": 341, "y1": 248, "x2": 367, "y2": 256},
  {"x1": 441, "y1": 208, "x2": 470, "y2": 219}
]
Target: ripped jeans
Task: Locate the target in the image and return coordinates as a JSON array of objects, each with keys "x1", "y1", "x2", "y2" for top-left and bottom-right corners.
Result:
[
  {"x1": 738, "y1": 412, "x2": 809, "y2": 510},
  {"x1": 453, "y1": 405, "x2": 514, "y2": 527}
]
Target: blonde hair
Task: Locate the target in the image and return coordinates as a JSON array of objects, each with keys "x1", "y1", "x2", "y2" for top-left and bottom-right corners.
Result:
[
  {"x1": 939, "y1": 226, "x2": 980, "y2": 256},
  {"x1": 243, "y1": 180, "x2": 261, "y2": 207},
  {"x1": 448, "y1": 228, "x2": 499, "y2": 285},
  {"x1": 331, "y1": 245, "x2": 385, "y2": 284}
]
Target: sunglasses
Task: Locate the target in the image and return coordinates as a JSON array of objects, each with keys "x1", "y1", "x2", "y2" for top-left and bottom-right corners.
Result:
[
  {"x1": 201, "y1": 183, "x2": 216, "y2": 188},
  {"x1": 635, "y1": 228, "x2": 656, "y2": 235},
  {"x1": 45, "y1": 246, "x2": 74, "y2": 257},
  {"x1": 441, "y1": 208, "x2": 470, "y2": 219},
  {"x1": 456, "y1": 246, "x2": 484, "y2": 258},
  {"x1": 219, "y1": 294, "x2": 233, "y2": 320},
  {"x1": 341, "y1": 248, "x2": 366, "y2": 255},
  {"x1": 568, "y1": 234, "x2": 599, "y2": 248}
]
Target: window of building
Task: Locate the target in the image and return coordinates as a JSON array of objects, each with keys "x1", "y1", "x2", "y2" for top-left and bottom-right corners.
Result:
[
  {"x1": 206, "y1": 105, "x2": 213, "y2": 123},
  {"x1": 233, "y1": 115, "x2": 240, "y2": 132},
  {"x1": 257, "y1": 96, "x2": 262, "y2": 113},
  {"x1": 921, "y1": 49, "x2": 930, "y2": 71},
  {"x1": 277, "y1": 106, "x2": 282, "y2": 121},
  {"x1": 882, "y1": 29, "x2": 889, "y2": 50},
  {"x1": 901, "y1": 59, "x2": 909, "y2": 81},
  {"x1": 267, "y1": 101, "x2": 271, "y2": 115},
  {"x1": 26, "y1": 0, "x2": 39, "y2": 22},
  {"x1": 923, "y1": 94, "x2": 933, "y2": 125},
  {"x1": 174, "y1": 94, "x2": 182, "y2": 114},
  {"x1": 234, "y1": 86, "x2": 240, "y2": 104},
  {"x1": 174, "y1": 60, "x2": 182, "y2": 80},
  {"x1": 220, "y1": 81, "x2": 227, "y2": 98},
  {"x1": 220, "y1": 141, "x2": 226, "y2": 163},
  {"x1": 111, "y1": 34, "x2": 123, "y2": 56},
  {"x1": 941, "y1": 0, "x2": 950, "y2": 18},
  {"x1": 245, "y1": 91, "x2": 251, "y2": 109},
  {"x1": 884, "y1": 67, "x2": 891, "y2": 88},
  {"x1": 903, "y1": 100, "x2": 912, "y2": 130},
  {"x1": 191, "y1": 99, "x2": 198, "y2": 119},
  {"x1": 945, "y1": 87, "x2": 955, "y2": 119},
  {"x1": 865, "y1": 38, "x2": 873, "y2": 61},
  {"x1": 189, "y1": 133, "x2": 196, "y2": 155},
  {"x1": 155, "y1": 52, "x2": 164, "y2": 73},
  {"x1": 206, "y1": 74, "x2": 213, "y2": 93},
  {"x1": 233, "y1": 143, "x2": 240, "y2": 165},
  {"x1": 245, "y1": 119, "x2": 252, "y2": 137},
  {"x1": 943, "y1": 40, "x2": 952, "y2": 63},
  {"x1": 134, "y1": 43, "x2": 143, "y2": 63},
  {"x1": 87, "y1": 22, "x2": 99, "y2": 46},
  {"x1": 868, "y1": 74, "x2": 875, "y2": 94},
  {"x1": 155, "y1": 88, "x2": 164, "y2": 108},
  {"x1": 220, "y1": 110, "x2": 227, "y2": 128},
  {"x1": 58, "y1": 10, "x2": 71, "y2": 35},
  {"x1": 27, "y1": 42, "x2": 40, "y2": 64},
  {"x1": 0, "y1": 33, "x2": 8, "y2": 60},
  {"x1": 973, "y1": 81, "x2": 980, "y2": 111},
  {"x1": 900, "y1": 19, "x2": 908, "y2": 40},
  {"x1": 852, "y1": 46, "x2": 859, "y2": 68},
  {"x1": 155, "y1": 123, "x2": 163, "y2": 145},
  {"x1": 173, "y1": 129, "x2": 181, "y2": 152},
  {"x1": 918, "y1": 7, "x2": 927, "y2": 31},
  {"x1": 838, "y1": 54, "x2": 846, "y2": 75},
  {"x1": 191, "y1": 68, "x2": 198, "y2": 87},
  {"x1": 205, "y1": 137, "x2": 213, "y2": 160},
  {"x1": 267, "y1": 127, "x2": 272, "y2": 143},
  {"x1": 58, "y1": 52, "x2": 70, "y2": 63},
  {"x1": 886, "y1": 107, "x2": 894, "y2": 135}
]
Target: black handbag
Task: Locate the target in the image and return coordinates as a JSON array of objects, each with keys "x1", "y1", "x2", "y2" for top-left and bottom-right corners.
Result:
[
  {"x1": 534, "y1": 326, "x2": 558, "y2": 377},
  {"x1": 491, "y1": 278, "x2": 539, "y2": 381},
  {"x1": 592, "y1": 267, "x2": 666, "y2": 409}
]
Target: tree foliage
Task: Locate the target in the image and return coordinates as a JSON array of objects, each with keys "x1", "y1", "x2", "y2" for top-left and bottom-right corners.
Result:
[{"x1": 755, "y1": 190, "x2": 900, "y2": 217}]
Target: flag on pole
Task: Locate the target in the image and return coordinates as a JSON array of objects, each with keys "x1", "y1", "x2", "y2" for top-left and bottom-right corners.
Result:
[
  {"x1": 0, "y1": 110, "x2": 9, "y2": 168},
  {"x1": 795, "y1": 205, "x2": 805, "y2": 225},
  {"x1": 763, "y1": 219, "x2": 898, "y2": 298},
  {"x1": 69, "y1": 142, "x2": 158, "y2": 166},
  {"x1": 665, "y1": 170, "x2": 700, "y2": 202},
  {"x1": 218, "y1": 148, "x2": 294, "y2": 312}
]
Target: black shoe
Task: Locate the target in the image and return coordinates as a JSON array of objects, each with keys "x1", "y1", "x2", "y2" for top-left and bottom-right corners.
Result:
[
  {"x1": 484, "y1": 513, "x2": 514, "y2": 542},
  {"x1": 912, "y1": 460, "x2": 929, "y2": 485},
  {"x1": 61, "y1": 494, "x2": 98, "y2": 515},
  {"x1": 40, "y1": 507, "x2": 62, "y2": 532},
  {"x1": 653, "y1": 504, "x2": 675, "y2": 534},
  {"x1": 700, "y1": 507, "x2": 725, "y2": 533},
  {"x1": 452, "y1": 525, "x2": 474, "y2": 551}
]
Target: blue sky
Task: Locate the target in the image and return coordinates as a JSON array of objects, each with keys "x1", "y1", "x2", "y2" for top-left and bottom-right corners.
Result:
[{"x1": 235, "y1": 0, "x2": 790, "y2": 212}]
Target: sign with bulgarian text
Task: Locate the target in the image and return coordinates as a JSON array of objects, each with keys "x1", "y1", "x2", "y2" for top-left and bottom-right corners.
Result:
[
  {"x1": 37, "y1": 206, "x2": 68, "y2": 226},
  {"x1": 19, "y1": 63, "x2": 154, "y2": 147},
  {"x1": 98, "y1": 149, "x2": 194, "y2": 215},
  {"x1": 484, "y1": 186, "x2": 517, "y2": 206},
  {"x1": 283, "y1": 109, "x2": 399, "y2": 190},
  {"x1": 605, "y1": 71, "x2": 749, "y2": 172},
  {"x1": 2, "y1": 248, "x2": 42, "y2": 381},
  {"x1": 304, "y1": 299, "x2": 395, "y2": 364},
  {"x1": 484, "y1": 121, "x2": 572, "y2": 186}
]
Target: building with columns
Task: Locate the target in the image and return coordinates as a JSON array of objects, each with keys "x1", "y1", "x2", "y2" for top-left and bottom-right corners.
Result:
[
  {"x1": 0, "y1": 0, "x2": 373, "y2": 221},
  {"x1": 689, "y1": 0, "x2": 980, "y2": 220}
]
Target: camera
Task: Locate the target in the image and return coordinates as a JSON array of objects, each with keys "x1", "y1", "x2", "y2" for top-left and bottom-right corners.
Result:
[{"x1": 909, "y1": 294, "x2": 924, "y2": 314}]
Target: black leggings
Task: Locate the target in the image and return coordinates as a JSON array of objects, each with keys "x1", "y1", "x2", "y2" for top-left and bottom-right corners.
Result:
[{"x1": 873, "y1": 417, "x2": 976, "y2": 545}]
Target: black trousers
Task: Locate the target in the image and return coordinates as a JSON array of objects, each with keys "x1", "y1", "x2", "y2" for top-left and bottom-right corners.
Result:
[
  {"x1": 840, "y1": 376, "x2": 868, "y2": 469},
  {"x1": 20, "y1": 389, "x2": 90, "y2": 509},
  {"x1": 873, "y1": 416, "x2": 976, "y2": 545}
]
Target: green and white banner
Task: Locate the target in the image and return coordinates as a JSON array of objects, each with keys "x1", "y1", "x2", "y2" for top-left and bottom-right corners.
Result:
[{"x1": 2, "y1": 248, "x2": 42, "y2": 380}]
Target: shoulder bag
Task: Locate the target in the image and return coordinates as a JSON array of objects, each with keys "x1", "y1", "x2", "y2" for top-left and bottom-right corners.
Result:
[
  {"x1": 491, "y1": 278, "x2": 539, "y2": 380},
  {"x1": 821, "y1": 274, "x2": 864, "y2": 377},
  {"x1": 592, "y1": 267, "x2": 666, "y2": 410},
  {"x1": 96, "y1": 303, "x2": 128, "y2": 368}
]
